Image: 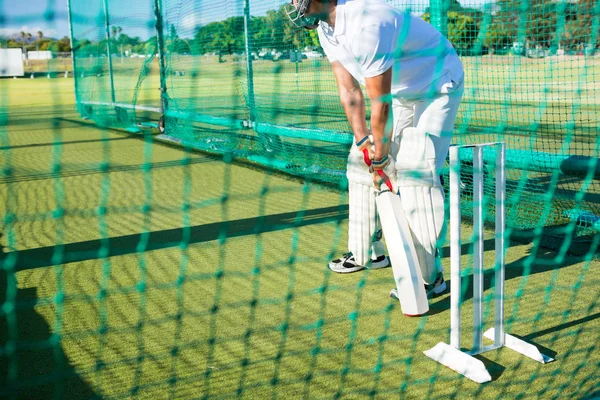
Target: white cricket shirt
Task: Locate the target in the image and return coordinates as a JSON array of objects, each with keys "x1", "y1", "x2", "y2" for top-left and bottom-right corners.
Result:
[{"x1": 318, "y1": 0, "x2": 464, "y2": 99}]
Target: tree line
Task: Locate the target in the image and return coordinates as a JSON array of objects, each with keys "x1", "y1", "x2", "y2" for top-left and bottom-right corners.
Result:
[
  {"x1": 0, "y1": 30, "x2": 72, "y2": 53},
  {"x1": 190, "y1": 0, "x2": 598, "y2": 56},
  {"x1": 422, "y1": 0, "x2": 598, "y2": 53},
  {"x1": 68, "y1": 7, "x2": 319, "y2": 58},
  {"x1": 9, "y1": 0, "x2": 595, "y2": 58}
]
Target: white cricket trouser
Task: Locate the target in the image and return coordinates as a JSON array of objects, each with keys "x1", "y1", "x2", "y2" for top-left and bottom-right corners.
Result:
[
  {"x1": 390, "y1": 80, "x2": 464, "y2": 172},
  {"x1": 390, "y1": 80, "x2": 464, "y2": 283}
]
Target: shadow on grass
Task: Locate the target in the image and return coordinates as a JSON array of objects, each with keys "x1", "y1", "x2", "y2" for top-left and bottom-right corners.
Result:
[
  {"x1": 0, "y1": 205, "x2": 347, "y2": 397},
  {"x1": 582, "y1": 390, "x2": 600, "y2": 399},
  {"x1": 522, "y1": 312, "x2": 600, "y2": 341},
  {"x1": 476, "y1": 355, "x2": 506, "y2": 381},
  {"x1": 0, "y1": 136, "x2": 132, "y2": 152},
  {"x1": 426, "y1": 227, "x2": 599, "y2": 380},
  {"x1": 508, "y1": 334, "x2": 559, "y2": 360},
  {"x1": 4, "y1": 205, "x2": 348, "y2": 272},
  {"x1": 0, "y1": 266, "x2": 99, "y2": 399},
  {"x1": 430, "y1": 229, "x2": 598, "y2": 316}
]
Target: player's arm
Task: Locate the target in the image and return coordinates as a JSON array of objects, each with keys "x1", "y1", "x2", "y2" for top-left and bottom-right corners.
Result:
[
  {"x1": 365, "y1": 67, "x2": 393, "y2": 161},
  {"x1": 330, "y1": 61, "x2": 369, "y2": 143}
]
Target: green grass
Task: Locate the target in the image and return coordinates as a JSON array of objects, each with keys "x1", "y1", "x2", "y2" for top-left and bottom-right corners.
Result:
[{"x1": 1, "y1": 76, "x2": 599, "y2": 399}]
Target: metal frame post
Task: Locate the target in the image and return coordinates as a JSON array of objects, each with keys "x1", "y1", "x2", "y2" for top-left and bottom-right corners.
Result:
[
  {"x1": 430, "y1": 0, "x2": 448, "y2": 36},
  {"x1": 153, "y1": 0, "x2": 169, "y2": 127},
  {"x1": 102, "y1": 0, "x2": 116, "y2": 104},
  {"x1": 66, "y1": 0, "x2": 80, "y2": 106},
  {"x1": 243, "y1": 0, "x2": 256, "y2": 123}
]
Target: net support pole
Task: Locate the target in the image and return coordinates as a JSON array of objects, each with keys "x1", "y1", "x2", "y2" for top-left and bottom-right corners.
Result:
[
  {"x1": 66, "y1": 0, "x2": 80, "y2": 106},
  {"x1": 243, "y1": 0, "x2": 256, "y2": 122},
  {"x1": 430, "y1": 0, "x2": 448, "y2": 36},
  {"x1": 102, "y1": 0, "x2": 116, "y2": 104},
  {"x1": 242, "y1": 0, "x2": 281, "y2": 152},
  {"x1": 153, "y1": 0, "x2": 169, "y2": 121}
]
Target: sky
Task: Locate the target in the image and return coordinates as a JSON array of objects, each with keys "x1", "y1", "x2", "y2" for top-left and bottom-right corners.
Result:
[
  {"x1": 0, "y1": 0, "x2": 69, "y2": 38},
  {"x1": 1, "y1": 0, "x2": 493, "y2": 40}
]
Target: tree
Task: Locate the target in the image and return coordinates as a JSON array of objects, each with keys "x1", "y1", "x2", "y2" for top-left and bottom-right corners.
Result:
[
  {"x1": 422, "y1": 11, "x2": 479, "y2": 52},
  {"x1": 57, "y1": 36, "x2": 71, "y2": 52},
  {"x1": 167, "y1": 25, "x2": 190, "y2": 54},
  {"x1": 493, "y1": 0, "x2": 556, "y2": 48},
  {"x1": 169, "y1": 24, "x2": 178, "y2": 40},
  {"x1": 484, "y1": 23, "x2": 513, "y2": 52},
  {"x1": 36, "y1": 30, "x2": 43, "y2": 51},
  {"x1": 307, "y1": 28, "x2": 320, "y2": 49},
  {"x1": 192, "y1": 17, "x2": 244, "y2": 57}
]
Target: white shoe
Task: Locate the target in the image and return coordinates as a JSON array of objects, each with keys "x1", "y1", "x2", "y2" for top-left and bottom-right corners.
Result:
[
  {"x1": 389, "y1": 272, "x2": 447, "y2": 300},
  {"x1": 328, "y1": 252, "x2": 389, "y2": 274}
]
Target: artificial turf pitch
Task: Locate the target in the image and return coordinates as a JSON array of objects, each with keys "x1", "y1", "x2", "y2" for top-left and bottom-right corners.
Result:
[{"x1": 0, "y1": 78, "x2": 598, "y2": 399}]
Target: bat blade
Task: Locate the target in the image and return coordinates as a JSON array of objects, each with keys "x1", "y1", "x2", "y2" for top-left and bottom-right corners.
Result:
[{"x1": 376, "y1": 191, "x2": 429, "y2": 316}]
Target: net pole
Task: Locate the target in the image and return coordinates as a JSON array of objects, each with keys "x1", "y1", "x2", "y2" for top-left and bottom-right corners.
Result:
[
  {"x1": 243, "y1": 0, "x2": 256, "y2": 122},
  {"x1": 102, "y1": 0, "x2": 116, "y2": 104},
  {"x1": 430, "y1": 0, "x2": 448, "y2": 36},
  {"x1": 153, "y1": 0, "x2": 169, "y2": 118}
]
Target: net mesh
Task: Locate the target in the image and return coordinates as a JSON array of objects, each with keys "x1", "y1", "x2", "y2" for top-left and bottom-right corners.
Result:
[
  {"x1": 1, "y1": 0, "x2": 599, "y2": 398},
  {"x1": 71, "y1": 0, "x2": 600, "y2": 240}
]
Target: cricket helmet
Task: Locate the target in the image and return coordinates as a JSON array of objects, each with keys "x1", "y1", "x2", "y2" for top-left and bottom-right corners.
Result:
[{"x1": 285, "y1": 0, "x2": 320, "y2": 29}]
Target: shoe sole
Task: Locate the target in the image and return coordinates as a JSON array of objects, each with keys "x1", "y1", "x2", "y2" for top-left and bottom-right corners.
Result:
[
  {"x1": 328, "y1": 263, "x2": 365, "y2": 274},
  {"x1": 368, "y1": 259, "x2": 390, "y2": 270},
  {"x1": 426, "y1": 280, "x2": 447, "y2": 298},
  {"x1": 389, "y1": 280, "x2": 448, "y2": 301}
]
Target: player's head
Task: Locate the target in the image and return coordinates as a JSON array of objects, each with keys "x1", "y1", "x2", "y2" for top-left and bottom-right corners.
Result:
[{"x1": 286, "y1": 0, "x2": 332, "y2": 30}]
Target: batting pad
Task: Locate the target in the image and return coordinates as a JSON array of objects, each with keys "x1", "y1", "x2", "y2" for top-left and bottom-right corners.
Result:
[
  {"x1": 395, "y1": 128, "x2": 445, "y2": 283},
  {"x1": 348, "y1": 180, "x2": 385, "y2": 266},
  {"x1": 346, "y1": 142, "x2": 375, "y2": 187},
  {"x1": 398, "y1": 186, "x2": 445, "y2": 283}
]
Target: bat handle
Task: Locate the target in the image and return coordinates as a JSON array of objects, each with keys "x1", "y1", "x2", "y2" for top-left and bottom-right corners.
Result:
[
  {"x1": 376, "y1": 169, "x2": 395, "y2": 192},
  {"x1": 361, "y1": 147, "x2": 394, "y2": 193}
]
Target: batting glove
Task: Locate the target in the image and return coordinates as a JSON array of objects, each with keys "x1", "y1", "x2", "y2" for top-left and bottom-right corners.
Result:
[
  {"x1": 356, "y1": 135, "x2": 374, "y2": 169},
  {"x1": 370, "y1": 156, "x2": 396, "y2": 192}
]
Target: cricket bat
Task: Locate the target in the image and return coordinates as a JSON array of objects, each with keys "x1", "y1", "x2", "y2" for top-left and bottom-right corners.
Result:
[{"x1": 376, "y1": 190, "x2": 429, "y2": 316}]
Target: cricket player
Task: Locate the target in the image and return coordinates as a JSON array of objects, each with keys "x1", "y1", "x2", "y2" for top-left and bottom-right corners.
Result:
[{"x1": 287, "y1": 0, "x2": 464, "y2": 299}]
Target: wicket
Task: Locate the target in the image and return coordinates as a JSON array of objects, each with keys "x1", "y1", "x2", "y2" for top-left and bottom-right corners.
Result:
[{"x1": 424, "y1": 142, "x2": 554, "y2": 383}]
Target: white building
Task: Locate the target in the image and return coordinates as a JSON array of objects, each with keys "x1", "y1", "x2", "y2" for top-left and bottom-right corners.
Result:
[{"x1": 26, "y1": 51, "x2": 53, "y2": 60}]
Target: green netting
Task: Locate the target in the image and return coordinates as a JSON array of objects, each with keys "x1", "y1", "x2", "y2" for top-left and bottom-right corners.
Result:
[
  {"x1": 69, "y1": 0, "x2": 600, "y2": 242},
  {"x1": 1, "y1": 0, "x2": 600, "y2": 398}
]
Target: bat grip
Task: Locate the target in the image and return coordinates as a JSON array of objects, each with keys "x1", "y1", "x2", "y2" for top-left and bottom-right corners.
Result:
[
  {"x1": 376, "y1": 170, "x2": 394, "y2": 192},
  {"x1": 361, "y1": 146, "x2": 394, "y2": 192}
]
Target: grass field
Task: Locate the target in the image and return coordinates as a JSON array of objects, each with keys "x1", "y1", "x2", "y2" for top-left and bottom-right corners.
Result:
[{"x1": 0, "y1": 76, "x2": 599, "y2": 399}]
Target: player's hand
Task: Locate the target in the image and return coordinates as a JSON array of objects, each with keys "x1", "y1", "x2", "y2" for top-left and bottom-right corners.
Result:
[
  {"x1": 370, "y1": 156, "x2": 396, "y2": 192},
  {"x1": 356, "y1": 135, "x2": 374, "y2": 169}
]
